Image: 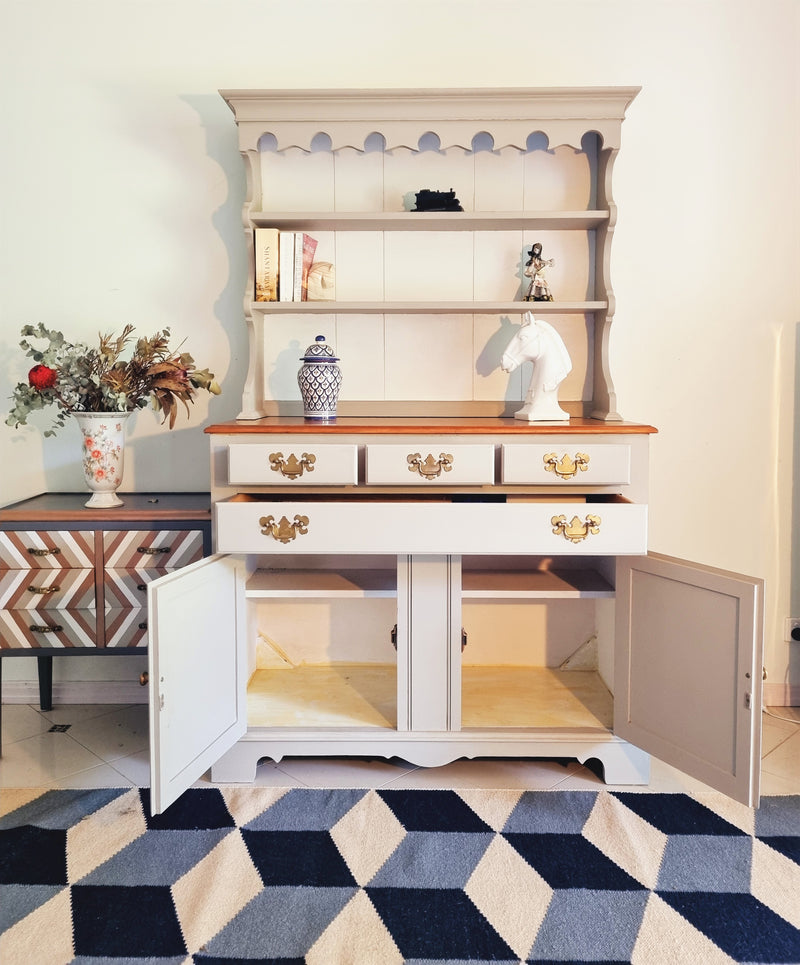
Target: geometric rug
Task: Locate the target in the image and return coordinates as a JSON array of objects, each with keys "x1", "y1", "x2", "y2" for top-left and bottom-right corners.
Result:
[{"x1": 1, "y1": 787, "x2": 799, "y2": 965}]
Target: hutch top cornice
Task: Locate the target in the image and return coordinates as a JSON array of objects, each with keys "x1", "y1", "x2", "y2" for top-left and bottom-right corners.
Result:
[{"x1": 220, "y1": 87, "x2": 641, "y2": 152}]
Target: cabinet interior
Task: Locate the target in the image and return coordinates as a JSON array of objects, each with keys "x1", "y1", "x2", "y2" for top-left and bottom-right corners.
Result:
[{"x1": 243, "y1": 554, "x2": 615, "y2": 733}]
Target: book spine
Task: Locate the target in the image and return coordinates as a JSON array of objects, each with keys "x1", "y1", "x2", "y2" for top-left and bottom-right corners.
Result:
[
  {"x1": 254, "y1": 228, "x2": 279, "y2": 302},
  {"x1": 300, "y1": 234, "x2": 319, "y2": 301},
  {"x1": 279, "y1": 231, "x2": 296, "y2": 301},
  {"x1": 292, "y1": 233, "x2": 305, "y2": 301}
]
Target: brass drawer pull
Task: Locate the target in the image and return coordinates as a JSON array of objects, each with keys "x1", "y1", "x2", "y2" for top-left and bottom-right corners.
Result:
[
  {"x1": 139, "y1": 671, "x2": 149, "y2": 686},
  {"x1": 551, "y1": 513, "x2": 602, "y2": 543},
  {"x1": 259, "y1": 514, "x2": 310, "y2": 544},
  {"x1": 407, "y1": 452, "x2": 453, "y2": 480},
  {"x1": 27, "y1": 546, "x2": 61, "y2": 557},
  {"x1": 269, "y1": 451, "x2": 316, "y2": 479},
  {"x1": 544, "y1": 452, "x2": 590, "y2": 479},
  {"x1": 138, "y1": 621, "x2": 148, "y2": 630},
  {"x1": 137, "y1": 546, "x2": 170, "y2": 555},
  {"x1": 28, "y1": 585, "x2": 60, "y2": 595},
  {"x1": 137, "y1": 584, "x2": 147, "y2": 592},
  {"x1": 30, "y1": 624, "x2": 63, "y2": 633}
]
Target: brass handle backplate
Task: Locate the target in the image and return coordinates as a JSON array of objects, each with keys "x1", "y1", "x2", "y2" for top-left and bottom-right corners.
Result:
[
  {"x1": 28, "y1": 585, "x2": 60, "y2": 595},
  {"x1": 30, "y1": 624, "x2": 63, "y2": 633},
  {"x1": 138, "y1": 546, "x2": 170, "y2": 555},
  {"x1": 544, "y1": 452, "x2": 590, "y2": 479},
  {"x1": 269, "y1": 451, "x2": 316, "y2": 479},
  {"x1": 27, "y1": 547, "x2": 61, "y2": 557},
  {"x1": 259, "y1": 514, "x2": 310, "y2": 544},
  {"x1": 407, "y1": 452, "x2": 453, "y2": 480},
  {"x1": 551, "y1": 514, "x2": 602, "y2": 543}
]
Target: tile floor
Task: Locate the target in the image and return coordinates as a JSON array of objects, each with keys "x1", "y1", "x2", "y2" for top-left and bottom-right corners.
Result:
[{"x1": 1, "y1": 701, "x2": 798, "y2": 797}]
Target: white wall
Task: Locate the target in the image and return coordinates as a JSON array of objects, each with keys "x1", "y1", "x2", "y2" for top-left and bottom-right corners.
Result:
[{"x1": 1, "y1": 0, "x2": 798, "y2": 699}]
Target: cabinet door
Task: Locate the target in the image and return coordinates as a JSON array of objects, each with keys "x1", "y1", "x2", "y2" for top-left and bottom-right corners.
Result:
[
  {"x1": 615, "y1": 553, "x2": 763, "y2": 807},
  {"x1": 148, "y1": 554, "x2": 247, "y2": 814}
]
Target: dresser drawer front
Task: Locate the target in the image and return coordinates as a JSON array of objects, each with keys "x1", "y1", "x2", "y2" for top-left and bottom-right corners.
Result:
[
  {"x1": 216, "y1": 498, "x2": 646, "y2": 556},
  {"x1": 103, "y1": 529, "x2": 204, "y2": 570},
  {"x1": 228, "y1": 443, "x2": 358, "y2": 486},
  {"x1": 0, "y1": 568, "x2": 96, "y2": 610},
  {"x1": 0, "y1": 530, "x2": 95, "y2": 570},
  {"x1": 0, "y1": 608, "x2": 99, "y2": 649},
  {"x1": 365, "y1": 444, "x2": 495, "y2": 486},
  {"x1": 501, "y1": 445, "x2": 631, "y2": 485},
  {"x1": 104, "y1": 608, "x2": 149, "y2": 648}
]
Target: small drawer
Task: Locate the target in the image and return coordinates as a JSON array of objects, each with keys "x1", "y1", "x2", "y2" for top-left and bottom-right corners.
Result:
[
  {"x1": 0, "y1": 568, "x2": 96, "y2": 610},
  {"x1": 104, "y1": 608, "x2": 149, "y2": 648},
  {"x1": 501, "y1": 444, "x2": 631, "y2": 485},
  {"x1": 228, "y1": 443, "x2": 358, "y2": 486},
  {"x1": 103, "y1": 529, "x2": 204, "y2": 570},
  {"x1": 366, "y1": 443, "x2": 495, "y2": 486},
  {"x1": 0, "y1": 608, "x2": 99, "y2": 649},
  {"x1": 0, "y1": 530, "x2": 95, "y2": 570}
]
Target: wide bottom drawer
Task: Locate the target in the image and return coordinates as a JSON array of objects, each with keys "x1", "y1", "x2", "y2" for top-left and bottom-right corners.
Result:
[{"x1": 215, "y1": 495, "x2": 647, "y2": 556}]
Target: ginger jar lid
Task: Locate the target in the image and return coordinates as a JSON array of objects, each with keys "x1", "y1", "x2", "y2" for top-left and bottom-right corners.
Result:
[{"x1": 300, "y1": 335, "x2": 339, "y2": 363}]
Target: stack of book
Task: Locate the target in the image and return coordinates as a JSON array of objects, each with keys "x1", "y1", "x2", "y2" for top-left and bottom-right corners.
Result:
[{"x1": 254, "y1": 228, "x2": 318, "y2": 302}]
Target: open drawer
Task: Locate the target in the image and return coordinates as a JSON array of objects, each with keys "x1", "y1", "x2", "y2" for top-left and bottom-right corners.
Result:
[{"x1": 214, "y1": 494, "x2": 647, "y2": 556}]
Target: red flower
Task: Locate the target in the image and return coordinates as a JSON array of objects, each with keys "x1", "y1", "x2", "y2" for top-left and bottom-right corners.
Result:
[{"x1": 28, "y1": 364, "x2": 57, "y2": 390}]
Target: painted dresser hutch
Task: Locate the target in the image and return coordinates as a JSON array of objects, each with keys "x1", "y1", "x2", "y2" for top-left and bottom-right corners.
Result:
[{"x1": 147, "y1": 88, "x2": 763, "y2": 813}]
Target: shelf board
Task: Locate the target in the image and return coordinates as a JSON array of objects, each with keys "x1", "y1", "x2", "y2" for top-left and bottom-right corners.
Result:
[
  {"x1": 251, "y1": 300, "x2": 606, "y2": 315},
  {"x1": 245, "y1": 567, "x2": 612, "y2": 599},
  {"x1": 249, "y1": 210, "x2": 609, "y2": 231},
  {"x1": 462, "y1": 568, "x2": 614, "y2": 599},
  {"x1": 247, "y1": 568, "x2": 396, "y2": 598}
]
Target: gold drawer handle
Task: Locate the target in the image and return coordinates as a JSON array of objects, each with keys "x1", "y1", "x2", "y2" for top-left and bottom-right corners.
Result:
[
  {"x1": 551, "y1": 514, "x2": 602, "y2": 543},
  {"x1": 259, "y1": 514, "x2": 310, "y2": 544},
  {"x1": 27, "y1": 546, "x2": 61, "y2": 557},
  {"x1": 30, "y1": 624, "x2": 63, "y2": 633},
  {"x1": 407, "y1": 452, "x2": 453, "y2": 480},
  {"x1": 137, "y1": 546, "x2": 170, "y2": 555},
  {"x1": 544, "y1": 452, "x2": 590, "y2": 479},
  {"x1": 139, "y1": 671, "x2": 149, "y2": 686},
  {"x1": 28, "y1": 585, "x2": 60, "y2": 595},
  {"x1": 269, "y1": 451, "x2": 316, "y2": 479}
]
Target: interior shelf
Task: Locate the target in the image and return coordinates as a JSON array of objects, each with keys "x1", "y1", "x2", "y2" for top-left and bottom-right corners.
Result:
[
  {"x1": 247, "y1": 567, "x2": 396, "y2": 598},
  {"x1": 462, "y1": 568, "x2": 614, "y2": 599},
  {"x1": 250, "y1": 300, "x2": 607, "y2": 315},
  {"x1": 248, "y1": 211, "x2": 610, "y2": 231}
]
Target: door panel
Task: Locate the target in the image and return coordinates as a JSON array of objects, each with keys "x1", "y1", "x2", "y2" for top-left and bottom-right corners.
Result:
[
  {"x1": 148, "y1": 554, "x2": 247, "y2": 814},
  {"x1": 615, "y1": 553, "x2": 763, "y2": 806}
]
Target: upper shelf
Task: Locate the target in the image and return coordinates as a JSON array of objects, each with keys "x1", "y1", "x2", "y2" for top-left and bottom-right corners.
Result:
[
  {"x1": 249, "y1": 300, "x2": 607, "y2": 315},
  {"x1": 248, "y1": 211, "x2": 610, "y2": 231}
]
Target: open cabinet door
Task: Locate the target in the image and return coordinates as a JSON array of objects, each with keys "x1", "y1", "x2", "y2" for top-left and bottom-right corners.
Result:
[
  {"x1": 148, "y1": 555, "x2": 247, "y2": 814},
  {"x1": 615, "y1": 553, "x2": 763, "y2": 807}
]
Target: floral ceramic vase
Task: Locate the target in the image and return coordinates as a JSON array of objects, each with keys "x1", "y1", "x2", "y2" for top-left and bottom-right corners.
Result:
[
  {"x1": 298, "y1": 335, "x2": 342, "y2": 421},
  {"x1": 73, "y1": 412, "x2": 131, "y2": 508}
]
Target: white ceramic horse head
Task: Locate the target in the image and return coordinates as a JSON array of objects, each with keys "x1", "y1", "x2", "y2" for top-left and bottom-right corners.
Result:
[{"x1": 500, "y1": 312, "x2": 572, "y2": 421}]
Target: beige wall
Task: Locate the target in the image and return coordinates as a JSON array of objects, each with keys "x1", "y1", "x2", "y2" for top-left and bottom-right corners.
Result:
[{"x1": 1, "y1": 0, "x2": 798, "y2": 699}]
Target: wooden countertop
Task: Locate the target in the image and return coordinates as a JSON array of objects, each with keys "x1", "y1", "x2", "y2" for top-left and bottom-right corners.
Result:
[
  {"x1": 206, "y1": 417, "x2": 657, "y2": 435},
  {"x1": 0, "y1": 492, "x2": 212, "y2": 523}
]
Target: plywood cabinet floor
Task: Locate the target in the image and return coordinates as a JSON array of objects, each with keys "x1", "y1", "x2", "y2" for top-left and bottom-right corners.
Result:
[{"x1": 244, "y1": 665, "x2": 612, "y2": 731}]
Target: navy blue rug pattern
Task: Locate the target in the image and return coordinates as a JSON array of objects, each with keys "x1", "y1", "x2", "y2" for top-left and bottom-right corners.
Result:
[{"x1": 1, "y1": 787, "x2": 799, "y2": 964}]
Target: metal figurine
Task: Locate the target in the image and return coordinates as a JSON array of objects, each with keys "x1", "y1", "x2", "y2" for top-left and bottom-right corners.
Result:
[{"x1": 523, "y1": 242, "x2": 555, "y2": 302}]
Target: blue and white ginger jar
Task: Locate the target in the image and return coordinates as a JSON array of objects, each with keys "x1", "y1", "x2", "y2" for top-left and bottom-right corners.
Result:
[{"x1": 298, "y1": 335, "x2": 342, "y2": 421}]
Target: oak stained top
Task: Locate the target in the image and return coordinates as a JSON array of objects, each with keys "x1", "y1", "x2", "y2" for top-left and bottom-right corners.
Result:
[{"x1": 206, "y1": 417, "x2": 657, "y2": 436}]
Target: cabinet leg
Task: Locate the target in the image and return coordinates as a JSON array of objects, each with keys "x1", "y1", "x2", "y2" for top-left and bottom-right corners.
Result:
[{"x1": 37, "y1": 656, "x2": 53, "y2": 712}]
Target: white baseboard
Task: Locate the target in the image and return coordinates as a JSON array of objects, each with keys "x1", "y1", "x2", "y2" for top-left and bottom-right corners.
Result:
[
  {"x1": 1, "y1": 680, "x2": 147, "y2": 705},
  {"x1": 763, "y1": 681, "x2": 800, "y2": 708},
  {"x1": 4, "y1": 679, "x2": 797, "y2": 709}
]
